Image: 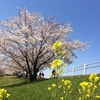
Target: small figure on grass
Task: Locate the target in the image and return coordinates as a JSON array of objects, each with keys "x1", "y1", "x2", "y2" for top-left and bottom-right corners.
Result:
[
  {"x1": 39, "y1": 72, "x2": 42, "y2": 78},
  {"x1": 52, "y1": 69, "x2": 56, "y2": 78}
]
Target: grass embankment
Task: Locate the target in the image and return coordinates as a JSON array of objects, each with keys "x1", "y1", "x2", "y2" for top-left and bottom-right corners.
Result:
[{"x1": 0, "y1": 75, "x2": 100, "y2": 100}]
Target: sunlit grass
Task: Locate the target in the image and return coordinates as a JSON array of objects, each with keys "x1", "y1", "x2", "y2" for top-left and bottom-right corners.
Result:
[{"x1": 0, "y1": 75, "x2": 100, "y2": 100}]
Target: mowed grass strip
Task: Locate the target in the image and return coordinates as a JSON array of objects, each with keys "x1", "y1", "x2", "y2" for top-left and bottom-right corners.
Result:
[{"x1": 0, "y1": 75, "x2": 100, "y2": 100}]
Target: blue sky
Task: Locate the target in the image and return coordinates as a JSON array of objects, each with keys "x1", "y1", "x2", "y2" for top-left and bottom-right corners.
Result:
[{"x1": 0, "y1": 0, "x2": 100, "y2": 78}]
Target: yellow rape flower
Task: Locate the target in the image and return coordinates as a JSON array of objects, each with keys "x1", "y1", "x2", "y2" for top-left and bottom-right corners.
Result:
[
  {"x1": 88, "y1": 82, "x2": 93, "y2": 87},
  {"x1": 0, "y1": 94, "x2": 3, "y2": 99},
  {"x1": 87, "y1": 89, "x2": 91, "y2": 94},
  {"x1": 79, "y1": 82, "x2": 89, "y2": 91},
  {"x1": 53, "y1": 41, "x2": 63, "y2": 51},
  {"x1": 50, "y1": 73, "x2": 54, "y2": 78},
  {"x1": 50, "y1": 59, "x2": 63, "y2": 69},
  {"x1": 78, "y1": 97, "x2": 82, "y2": 100},
  {"x1": 80, "y1": 82, "x2": 89, "y2": 87},
  {"x1": 61, "y1": 79, "x2": 64, "y2": 82},
  {"x1": 94, "y1": 76, "x2": 99, "y2": 82},
  {"x1": 58, "y1": 85, "x2": 62, "y2": 88},
  {"x1": 6, "y1": 93, "x2": 10, "y2": 98},
  {"x1": 95, "y1": 95, "x2": 100, "y2": 99},
  {"x1": 48, "y1": 87, "x2": 51, "y2": 91},
  {"x1": 67, "y1": 85, "x2": 71, "y2": 89},
  {"x1": 93, "y1": 85, "x2": 97, "y2": 90},
  {"x1": 0, "y1": 88, "x2": 6, "y2": 93},
  {"x1": 85, "y1": 94, "x2": 90, "y2": 98},
  {"x1": 62, "y1": 50, "x2": 66, "y2": 55},
  {"x1": 60, "y1": 97, "x2": 64, "y2": 100},
  {"x1": 78, "y1": 89, "x2": 81, "y2": 94},
  {"x1": 52, "y1": 83, "x2": 56, "y2": 87},
  {"x1": 89, "y1": 73, "x2": 97, "y2": 81},
  {"x1": 63, "y1": 80, "x2": 71, "y2": 86},
  {"x1": 0, "y1": 88, "x2": 10, "y2": 99},
  {"x1": 62, "y1": 64, "x2": 66, "y2": 68},
  {"x1": 57, "y1": 69, "x2": 64, "y2": 74}
]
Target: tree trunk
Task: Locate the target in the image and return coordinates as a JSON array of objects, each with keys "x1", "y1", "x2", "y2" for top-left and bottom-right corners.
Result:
[
  {"x1": 29, "y1": 73, "x2": 37, "y2": 82},
  {"x1": 29, "y1": 67, "x2": 38, "y2": 82}
]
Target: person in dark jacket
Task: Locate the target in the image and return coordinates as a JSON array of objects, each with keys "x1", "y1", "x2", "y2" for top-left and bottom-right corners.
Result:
[{"x1": 52, "y1": 69, "x2": 56, "y2": 78}]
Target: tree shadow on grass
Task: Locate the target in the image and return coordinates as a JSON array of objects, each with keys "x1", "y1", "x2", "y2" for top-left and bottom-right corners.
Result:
[
  {"x1": 0, "y1": 78, "x2": 50, "y2": 88},
  {"x1": 0, "y1": 81, "x2": 29, "y2": 88}
]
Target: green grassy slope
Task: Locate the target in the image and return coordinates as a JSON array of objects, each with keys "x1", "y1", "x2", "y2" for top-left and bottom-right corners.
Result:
[{"x1": 0, "y1": 75, "x2": 100, "y2": 100}]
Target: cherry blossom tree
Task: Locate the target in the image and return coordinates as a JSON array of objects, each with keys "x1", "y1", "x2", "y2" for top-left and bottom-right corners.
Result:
[{"x1": 0, "y1": 8, "x2": 88, "y2": 81}]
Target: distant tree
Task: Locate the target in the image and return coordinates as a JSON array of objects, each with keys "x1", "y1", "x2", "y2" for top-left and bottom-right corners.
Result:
[{"x1": 0, "y1": 8, "x2": 88, "y2": 81}]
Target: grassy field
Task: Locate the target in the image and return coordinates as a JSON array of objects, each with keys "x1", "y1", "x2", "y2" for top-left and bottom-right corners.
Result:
[{"x1": 0, "y1": 74, "x2": 100, "y2": 100}]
